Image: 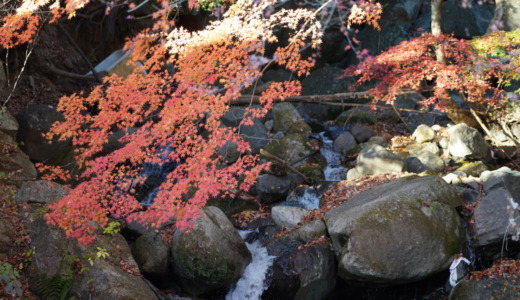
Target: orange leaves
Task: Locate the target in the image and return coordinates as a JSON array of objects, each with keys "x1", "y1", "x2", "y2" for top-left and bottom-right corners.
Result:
[
  {"x1": 41, "y1": 0, "x2": 321, "y2": 245},
  {"x1": 348, "y1": 33, "x2": 504, "y2": 110},
  {"x1": 0, "y1": 13, "x2": 39, "y2": 48}
]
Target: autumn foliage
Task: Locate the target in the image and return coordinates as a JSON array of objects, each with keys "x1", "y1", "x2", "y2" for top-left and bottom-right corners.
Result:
[
  {"x1": 30, "y1": 0, "x2": 321, "y2": 245},
  {"x1": 345, "y1": 32, "x2": 506, "y2": 114}
]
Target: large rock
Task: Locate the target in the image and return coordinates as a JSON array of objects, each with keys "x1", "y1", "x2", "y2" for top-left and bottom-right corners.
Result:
[
  {"x1": 449, "y1": 276, "x2": 520, "y2": 300},
  {"x1": 262, "y1": 133, "x2": 314, "y2": 167},
  {"x1": 355, "y1": 144, "x2": 405, "y2": 176},
  {"x1": 256, "y1": 174, "x2": 300, "y2": 204},
  {"x1": 171, "y1": 206, "x2": 251, "y2": 296},
  {"x1": 412, "y1": 124, "x2": 436, "y2": 143},
  {"x1": 350, "y1": 124, "x2": 374, "y2": 143},
  {"x1": 15, "y1": 181, "x2": 157, "y2": 300},
  {"x1": 272, "y1": 103, "x2": 311, "y2": 136},
  {"x1": 16, "y1": 104, "x2": 70, "y2": 162},
  {"x1": 265, "y1": 242, "x2": 337, "y2": 300},
  {"x1": 500, "y1": 0, "x2": 520, "y2": 31},
  {"x1": 239, "y1": 118, "x2": 269, "y2": 154},
  {"x1": 0, "y1": 131, "x2": 37, "y2": 186},
  {"x1": 285, "y1": 220, "x2": 327, "y2": 244},
  {"x1": 471, "y1": 168, "x2": 520, "y2": 255},
  {"x1": 324, "y1": 176, "x2": 463, "y2": 284},
  {"x1": 472, "y1": 188, "x2": 519, "y2": 249},
  {"x1": 131, "y1": 232, "x2": 170, "y2": 281},
  {"x1": 15, "y1": 180, "x2": 68, "y2": 204},
  {"x1": 448, "y1": 124, "x2": 489, "y2": 159},
  {"x1": 479, "y1": 167, "x2": 520, "y2": 193},
  {"x1": 271, "y1": 206, "x2": 310, "y2": 228},
  {"x1": 416, "y1": 151, "x2": 445, "y2": 172},
  {"x1": 333, "y1": 131, "x2": 357, "y2": 155}
]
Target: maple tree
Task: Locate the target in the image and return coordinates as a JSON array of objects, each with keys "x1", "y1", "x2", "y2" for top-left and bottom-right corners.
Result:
[{"x1": 0, "y1": 0, "x2": 385, "y2": 245}]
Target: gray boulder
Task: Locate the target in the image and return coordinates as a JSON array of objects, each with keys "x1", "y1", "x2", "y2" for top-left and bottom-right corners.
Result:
[
  {"x1": 471, "y1": 168, "x2": 520, "y2": 255},
  {"x1": 16, "y1": 104, "x2": 70, "y2": 162},
  {"x1": 350, "y1": 124, "x2": 374, "y2": 143},
  {"x1": 15, "y1": 181, "x2": 157, "y2": 300},
  {"x1": 324, "y1": 176, "x2": 463, "y2": 284},
  {"x1": 265, "y1": 243, "x2": 337, "y2": 300},
  {"x1": 405, "y1": 143, "x2": 431, "y2": 156},
  {"x1": 256, "y1": 174, "x2": 301, "y2": 204},
  {"x1": 286, "y1": 220, "x2": 327, "y2": 244},
  {"x1": 472, "y1": 188, "x2": 519, "y2": 249},
  {"x1": 355, "y1": 144, "x2": 405, "y2": 176},
  {"x1": 412, "y1": 124, "x2": 436, "y2": 144},
  {"x1": 217, "y1": 141, "x2": 240, "y2": 163},
  {"x1": 449, "y1": 276, "x2": 520, "y2": 300},
  {"x1": 405, "y1": 156, "x2": 431, "y2": 174},
  {"x1": 221, "y1": 107, "x2": 247, "y2": 127},
  {"x1": 271, "y1": 206, "x2": 310, "y2": 228},
  {"x1": 262, "y1": 133, "x2": 314, "y2": 167},
  {"x1": 333, "y1": 131, "x2": 357, "y2": 155},
  {"x1": 416, "y1": 151, "x2": 445, "y2": 172},
  {"x1": 171, "y1": 206, "x2": 251, "y2": 296},
  {"x1": 15, "y1": 180, "x2": 68, "y2": 204},
  {"x1": 479, "y1": 167, "x2": 520, "y2": 193},
  {"x1": 448, "y1": 124, "x2": 489, "y2": 159},
  {"x1": 239, "y1": 118, "x2": 269, "y2": 154},
  {"x1": 131, "y1": 232, "x2": 170, "y2": 281}
]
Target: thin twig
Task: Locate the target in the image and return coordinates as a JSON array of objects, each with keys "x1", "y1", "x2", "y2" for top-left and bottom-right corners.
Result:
[{"x1": 3, "y1": 20, "x2": 42, "y2": 106}]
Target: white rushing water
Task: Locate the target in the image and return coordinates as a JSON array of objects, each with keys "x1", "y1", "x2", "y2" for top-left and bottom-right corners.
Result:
[
  {"x1": 317, "y1": 132, "x2": 347, "y2": 182},
  {"x1": 226, "y1": 230, "x2": 276, "y2": 300},
  {"x1": 285, "y1": 187, "x2": 321, "y2": 210}
]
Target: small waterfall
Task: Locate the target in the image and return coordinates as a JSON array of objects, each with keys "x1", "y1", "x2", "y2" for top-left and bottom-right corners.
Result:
[
  {"x1": 284, "y1": 187, "x2": 321, "y2": 209},
  {"x1": 226, "y1": 230, "x2": 276, "y2": 300},
  {"x1": 316, "y1": 132, "x2": 347, "y2": 182}
]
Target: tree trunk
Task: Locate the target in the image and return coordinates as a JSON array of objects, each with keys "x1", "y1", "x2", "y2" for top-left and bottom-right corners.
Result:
[{"x1": 430, "y1": 0, "x2": 479, "y2": 128}]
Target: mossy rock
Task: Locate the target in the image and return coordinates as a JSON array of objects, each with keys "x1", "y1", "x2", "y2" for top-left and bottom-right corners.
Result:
[
  {"x1": 456, "y1": 161, "x2": 489, "y2": 177},
  {"x1": 262, "y1": 133, "x2": 314, "y2": 166},
  {"x1": 297, "y1": 163, "x2": 324, "y2": 180},
  {"x1": 171, "y1": 207, "x2": 251, "y2": 296}
]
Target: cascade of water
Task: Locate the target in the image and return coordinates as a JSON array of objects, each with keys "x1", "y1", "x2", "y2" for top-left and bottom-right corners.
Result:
[
  {"x1": 226, "y1": 230, "x2": 276, "y2": 300},
  {"x1": 316, "y1": 132, "x2": 347, "y2": 182}
]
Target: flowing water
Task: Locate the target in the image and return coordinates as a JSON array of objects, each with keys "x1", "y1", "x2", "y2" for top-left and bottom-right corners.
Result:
[
  {"x1": 316, "y1": 132, "x2": 347, "y2": 182},
  {"x1": 226, "y1": 230, "x2": 276, "y2": 300}
]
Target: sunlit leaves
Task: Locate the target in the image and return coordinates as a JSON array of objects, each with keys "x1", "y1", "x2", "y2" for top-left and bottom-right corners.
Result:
[{"x1": 42, "y1": 0, "x2": 321, "y2": 244}]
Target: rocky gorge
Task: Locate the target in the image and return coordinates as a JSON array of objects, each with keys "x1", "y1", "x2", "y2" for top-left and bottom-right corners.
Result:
[{"x1": 2, "y1": 84, "x2": 520, "y2": 298}]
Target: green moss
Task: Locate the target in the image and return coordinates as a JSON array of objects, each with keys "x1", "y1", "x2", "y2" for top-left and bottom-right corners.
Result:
[
  {"x1": 456, "y1": 161, "x2": 488, "y2": 177},
  {"x1": 262, "y1": 133, "x2": 313, "y2": 163},
  {"x1": 176, "y1": 234, "x2": 230, "y2": 286},
  {"x1": 297, "y1": 164, "x2": 324, "y2": 180}
]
